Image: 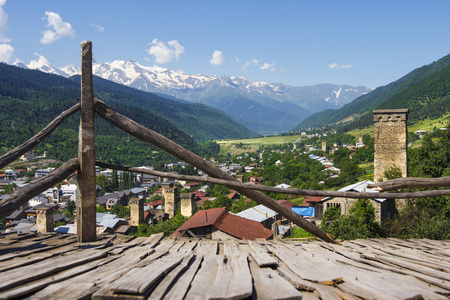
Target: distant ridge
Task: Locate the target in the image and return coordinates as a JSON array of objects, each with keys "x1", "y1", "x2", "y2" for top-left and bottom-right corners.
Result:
[{"x1": 295, "y1": 53, "x2": 450, "y2": 131}]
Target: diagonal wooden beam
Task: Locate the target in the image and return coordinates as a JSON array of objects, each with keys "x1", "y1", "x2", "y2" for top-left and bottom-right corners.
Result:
[
  {"x1": 0, "y1": 158, "x2": 79, "y2": 220},
  {"x1": 94, "y1": 99, "x2": 338, "y2": 244},
  {"x1": 0, "y1": 103, "x2": 80, "y2": 170}
]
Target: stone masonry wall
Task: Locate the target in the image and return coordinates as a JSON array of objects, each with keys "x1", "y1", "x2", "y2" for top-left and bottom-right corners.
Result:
[{"x1": 373, "y1": 109, "x2": 409, "y2": 183}]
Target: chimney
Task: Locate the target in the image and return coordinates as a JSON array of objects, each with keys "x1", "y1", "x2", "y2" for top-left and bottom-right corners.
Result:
[{"x1": 373, "y1": 109, "x2": 409, "y2": 183}]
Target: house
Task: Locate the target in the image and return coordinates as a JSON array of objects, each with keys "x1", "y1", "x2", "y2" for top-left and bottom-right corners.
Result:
[
  {"x1": 226, "y1": 191, "x2": 240, "y2": 200},
  {"x1": 236, "y1": 204, "x2": 279, "y2": 229},
  {"x1": 317, "y1": 180, "x2": 396, "y2": 223},
  {"x1": 248, "y1": 175, "x2": 263, "y2": 185},
  {"x1": 171, "y1": 207, "x2": 273, "y2": 240},
  {"x1": 183, "y1": 182, "x2": 200, "y2": 190}
]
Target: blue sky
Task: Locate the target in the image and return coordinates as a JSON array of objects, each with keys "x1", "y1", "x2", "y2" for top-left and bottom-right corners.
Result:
[{"x1": 1, "y1": 0, "x2": 449, "y2": 88}]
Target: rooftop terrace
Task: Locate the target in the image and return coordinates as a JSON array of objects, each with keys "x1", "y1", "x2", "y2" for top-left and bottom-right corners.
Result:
[{"x1": 0, "y1": 233, "x2": 449, "y2": 299}]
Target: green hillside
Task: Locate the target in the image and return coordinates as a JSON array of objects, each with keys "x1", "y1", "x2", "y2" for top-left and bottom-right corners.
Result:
[
  {"x1": 0, "y1": 63, "x2": 250, "y2": 166},
  {"x1": 295, "y1": 54, "x2": 450, "y2": 130}
]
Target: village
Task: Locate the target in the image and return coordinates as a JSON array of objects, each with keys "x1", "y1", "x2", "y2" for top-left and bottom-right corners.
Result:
[{"x1": 1, "y1": 109, "x2": 413, "y2": 239}]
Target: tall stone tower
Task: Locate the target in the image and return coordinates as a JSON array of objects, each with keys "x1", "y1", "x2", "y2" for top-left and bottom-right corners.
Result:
[
  {"x1": 36, "y1": 206, "x2": 53, "y2": 233},
  {"x1": 373, "y1": 109, "x2": 409, "y2": 183},
  {"x1": 322, "y1": 140, "x2": 327, "y2": 153},
  {"x1": 162, "y1": 182, "x2": 178, "y2": 218},
  {"x1": 181, "y1": 193, "x2": 196, "y2": 217},
  {"x1": 129, "y1": 197, "x2": 144, "y2": 226}
]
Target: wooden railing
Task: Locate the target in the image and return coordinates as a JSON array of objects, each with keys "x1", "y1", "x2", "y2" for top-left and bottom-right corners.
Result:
[{"x1": 1, "y1": 41, "x2": 449, "y2": 244}]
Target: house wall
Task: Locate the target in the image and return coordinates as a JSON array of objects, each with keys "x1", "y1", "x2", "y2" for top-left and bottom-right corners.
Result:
[
  {"x1": 212, "y1": 229, "x2": 238, "y2": 240},
  {"x1": 323, "y1": 198, "x2": 394, "y2": 223}
]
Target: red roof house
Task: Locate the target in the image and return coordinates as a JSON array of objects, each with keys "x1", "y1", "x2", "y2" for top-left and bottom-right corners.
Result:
[{"x1": 171, "y1": 207, "x2": 273, "y2": 240}]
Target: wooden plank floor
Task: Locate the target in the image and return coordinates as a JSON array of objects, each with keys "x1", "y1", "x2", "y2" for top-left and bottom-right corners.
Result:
[{"x1": 0, "y1": 233, "x2": 449, "y2": 299}]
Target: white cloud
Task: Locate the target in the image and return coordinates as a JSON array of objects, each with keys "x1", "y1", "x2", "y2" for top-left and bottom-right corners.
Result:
[
  {"x1": 252, "y1": 58, "x2": 259, "y2": 65},
  {"x1": 260, "y1": 62, "x2": 274, "y2": 70},
  {"x1": 0, "y1": 0, "x2": 10, "y2": 42},
  {"x1": 40, "y1": 11, "x2": 76, "y2": 44},
  {"x1": 234, "y1": 57, "x2": 240, "y2": 63},
  {"x1": 90, "y1": 23, "x2": 104, "y2": 32},
  {"x1": 0, "y1": 43, "x2": 14, "y2": 62},
  {"x1": 210, "y1": 50, "x2": 223, "y2": 65},
  {"x1": 27, "y1": 52, "x2": 50, "y2": 69},
  {"x1": 242, "y1": 61, "x2": 250, "y2": 71},
  {"x1": 271, "y1": 67, "x2": 276, "y2": 72},
  {"x1": 146, "y1": 39, "x2": 184, "y2": 64},
  {"x1": 329, "y1": 63, "x2": 353, "y2": 69}
]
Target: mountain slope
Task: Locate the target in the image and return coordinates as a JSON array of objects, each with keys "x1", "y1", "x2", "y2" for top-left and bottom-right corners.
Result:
[
  {"x1": 296, "y1": 54, "x2": 450, "y2": 130},
  {"x1": 69, "y1": 74, "x2": 256, "y2": 140}
]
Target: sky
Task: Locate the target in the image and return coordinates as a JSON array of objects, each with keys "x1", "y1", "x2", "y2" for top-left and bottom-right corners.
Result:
[{"x1": 1, "y1": 0, "x2": 450, "y2": 88}]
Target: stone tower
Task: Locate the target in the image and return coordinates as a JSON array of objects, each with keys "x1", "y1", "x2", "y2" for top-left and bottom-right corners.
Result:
[
  {"x1": 162, "y1": 182, "x2": 178, "y2": 218},
  {"x1": 236, "y1": 174, "x2": 244, "y2": 182},
  {"x1": 36, "y1": 206, "x2": 53, "y2": 233},
  {"x1": 322, "y1": 140, "x2": 327, "y2": 153},
  {"x1": 129, "y1": 197, "x2": 144, "y2": 226},
  {"x1": 181, "y1": 193, "x2": 196, "y2": 217},
  {"x1": 373, "y1": 109, "x2": 409, "y2": 183}
]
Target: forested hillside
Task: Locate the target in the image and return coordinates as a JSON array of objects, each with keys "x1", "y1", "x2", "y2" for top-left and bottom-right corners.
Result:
[
  {"x1": 0, "y1": 63, "x2": 227, "y2": 166},
  {"x1": 295, "y1": 54, "x2": 450, "y2": 130}
]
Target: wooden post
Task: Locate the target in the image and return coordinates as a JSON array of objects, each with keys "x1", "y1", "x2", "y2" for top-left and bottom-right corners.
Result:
[{"x1": 76, "y1": 41, "x2": 97, "y2": 242}]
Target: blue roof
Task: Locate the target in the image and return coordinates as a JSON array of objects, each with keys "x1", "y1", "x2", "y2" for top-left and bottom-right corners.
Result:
[{"x1": 292, "y1": 206, "x2": 315, "y2": 217}]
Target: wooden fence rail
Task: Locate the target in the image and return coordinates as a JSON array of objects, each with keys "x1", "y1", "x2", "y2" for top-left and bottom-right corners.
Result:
[{"x1": 96, "y1": 161, "x2": 450, "y2": 199}]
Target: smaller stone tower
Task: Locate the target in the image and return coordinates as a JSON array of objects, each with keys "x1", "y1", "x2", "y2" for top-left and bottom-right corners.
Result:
[
  {"x1": 322, "y1": 140, "x2": 327, "y2": 153},
  {"x1": 36, "y1": 206, "x2": 53, "y2": 233},
  {"x1": 373, "y1": 109, "x2": 409, "y2": 183},
  {"x1": 236, "y1": 174, "x2": 244, "y2": 182},
  {"x1": 162, "y1": 182, "x2": 178, "y2": 218},
  {"x1": 181, "y1": 193, "x2": 196, "y2": 217},
  {"x1": 129, "y1": 197, "x2": 144, "y2": 226}
]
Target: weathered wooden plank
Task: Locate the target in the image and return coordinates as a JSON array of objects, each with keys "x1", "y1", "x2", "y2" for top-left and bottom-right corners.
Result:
[
  {"x1": 102, "y1": 251, "x2": 191, "y2": 295},
  {"x1": 247, "y1": 240, "x2": 278, "y2": 267},
  {"x1": 0, "y1": 255, "x2": 117, "y2": 299},
  {"x1": 207, "y1": 253, "x2": 253, "y2": 300},
  {"x1": 185, "y1": 254, "x2": 219, "y2": 300},
  {"x1": 301, "y1": 242, "x2": 446, "y2": 300},
  {"x1": 162, "y1": 254, "x2": 203, "y2": 300},
  {"x1": 0, "y1": 248, "x2": 108, "y2": 292},
  {"x1": 147, "y1": 254, "x2": 195, "y2": 300},
  {"x1": 266, "y1": 243, "x2": 343, "y2": 284},
  {"x1": 249, "y1": 259, "x2": 301, "y2": 300},
  {"x1": 0, "y1": 235, "x2": 78, "y2": 262}
]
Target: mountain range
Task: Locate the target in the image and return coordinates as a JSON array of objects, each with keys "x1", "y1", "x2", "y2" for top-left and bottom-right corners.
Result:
[{"x1": 18, "y1": 59, "x2": 373, "y2": 134}]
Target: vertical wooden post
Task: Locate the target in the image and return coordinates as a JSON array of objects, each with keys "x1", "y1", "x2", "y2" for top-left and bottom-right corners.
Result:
[{"x1": 76, "y1": 41, "x2": 97, "y2": 242}]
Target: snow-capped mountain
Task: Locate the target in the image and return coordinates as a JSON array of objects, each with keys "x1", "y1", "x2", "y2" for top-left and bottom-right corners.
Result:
[{"x1": 22, "y1": 59, "x2": 373, "y2": 134}]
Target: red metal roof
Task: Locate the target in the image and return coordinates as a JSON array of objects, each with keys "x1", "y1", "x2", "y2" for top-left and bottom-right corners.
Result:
[
  {"x1": 278, "y1": 199, "x2": 295, "y2": 209},
  {"x1": 214, "y1": 213, "x2": 273, "y2": 240},
  {"x1": 172, "y1": 207, "x2": 273, "y2": 240},
  {"x1": 304, "y1": 196, "x2": 324, "y2": 206},
  {"x1": 145, "y1": 199, "x2": 163, "y2": 206}
]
